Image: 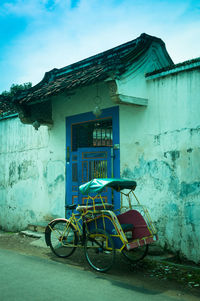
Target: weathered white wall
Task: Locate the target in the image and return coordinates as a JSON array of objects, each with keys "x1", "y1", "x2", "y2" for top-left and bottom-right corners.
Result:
[
  {"x1": 52, "y1": 82, "x2": 115, "y2": 120},
  {"x1": 0, "y1": 117, "x2": 66, "y2": 231},
  {"x1": 119, "y1": 68, "x2": 200, "y2": 263}
]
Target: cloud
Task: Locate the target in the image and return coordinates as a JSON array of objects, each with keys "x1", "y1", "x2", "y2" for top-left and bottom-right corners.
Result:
[
  {"x1": 0, "y1": 0, "x2": 200, "y2": 92},
  {"x1": 167, "y1": 20, "x2": 200, "y2": 62},
  {"x1": 1, "y1": 0, "x2": 44, "y2": 17},
  {"x1": 1, "y1": 0, "x2": 80, "y2": 16}
]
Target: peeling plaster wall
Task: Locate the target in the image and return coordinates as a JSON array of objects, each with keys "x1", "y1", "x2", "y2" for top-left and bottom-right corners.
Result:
[
  {"x1": 120, "y1": 69, "x2": 200, "y2": 263},
  {"x1": 0, "y1": 117, "x2": 65, "y2": 231},
  {"x1": 52, "y1": 82, "x2": 115, "y2": 120}
]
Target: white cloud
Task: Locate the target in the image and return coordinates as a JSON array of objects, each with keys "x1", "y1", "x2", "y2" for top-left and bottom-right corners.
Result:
[
  {"x1": 2, "y1": 0, "x2": 44, "y2": 17},
  {"x1": 166, "y1": 21, "x2": 200, "y2": 62},
  {"x1": 1, "y1": 0, "x2": 200, "y2": 92}
]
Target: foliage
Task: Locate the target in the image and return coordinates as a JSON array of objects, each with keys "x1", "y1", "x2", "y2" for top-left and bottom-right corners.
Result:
[{"x1": 0, "y1": 82, "x2": 32, "y2": 97}]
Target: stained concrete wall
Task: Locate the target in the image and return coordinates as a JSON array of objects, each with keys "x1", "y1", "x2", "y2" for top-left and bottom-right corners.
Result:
[
  {"x1": 119, "y1": 68, "x2": 200, "y2": 263},
  {"x1": 0, "y1": 117, "x2": 66, "y2": 231}
]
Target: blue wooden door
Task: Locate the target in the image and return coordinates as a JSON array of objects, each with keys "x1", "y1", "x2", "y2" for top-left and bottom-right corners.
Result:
[{"x1": 66, "y1": 107, "x2": 120, "y2": 216}]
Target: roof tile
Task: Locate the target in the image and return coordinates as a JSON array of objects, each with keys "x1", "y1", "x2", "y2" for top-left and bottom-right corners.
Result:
[{"x1": 15, "y1": 33, "x2": 167, "y2": 104}]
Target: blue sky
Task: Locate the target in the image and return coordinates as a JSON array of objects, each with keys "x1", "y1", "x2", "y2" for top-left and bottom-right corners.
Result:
[{"x1": 0, "y1": 0, "x2": 199, "y2": 93}]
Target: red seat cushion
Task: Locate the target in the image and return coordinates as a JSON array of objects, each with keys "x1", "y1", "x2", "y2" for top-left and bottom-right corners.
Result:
[{"x1": 117, "y1": 210, "x2": 151, "y2": 239}]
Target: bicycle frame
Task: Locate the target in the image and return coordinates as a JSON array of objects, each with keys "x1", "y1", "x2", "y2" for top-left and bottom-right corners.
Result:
[
  {"x1": 45, "y1": 211, "x2": 90, "y2": 248},
  {"x1": 45, "y1": 178, "x2": 158, "y2": 272}
]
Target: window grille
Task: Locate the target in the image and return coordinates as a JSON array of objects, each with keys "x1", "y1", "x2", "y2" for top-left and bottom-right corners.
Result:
[{"x1": 72, "y1": 118, "x2": 112, "y2": 151}]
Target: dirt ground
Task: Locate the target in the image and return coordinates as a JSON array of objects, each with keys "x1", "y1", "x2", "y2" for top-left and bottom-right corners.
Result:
[{"x1": 0, "y1": 231, "x2": 200, "y2": 300}]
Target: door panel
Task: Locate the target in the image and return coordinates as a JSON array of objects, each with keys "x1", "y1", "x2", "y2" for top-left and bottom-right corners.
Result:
[
  {"x1": 67, "y1": 147, "x2": 112, "y2": 218},
  {"x1": 78, "y1": 147, "x2": 112, "y2": 205}
]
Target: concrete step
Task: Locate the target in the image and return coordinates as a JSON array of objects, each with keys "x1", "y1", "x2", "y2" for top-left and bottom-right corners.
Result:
[
  {"x1": 27, "y1": 221, "x2": 50, "y2": 233},
  {"x1": 20, "y1": 230, "x2": 44, "y2": 238},
  {"x1": 20, "y1": 230, "x2": 48, "y2": 248}
]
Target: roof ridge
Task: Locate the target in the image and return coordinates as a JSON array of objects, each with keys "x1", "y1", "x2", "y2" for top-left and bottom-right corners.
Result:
[
  {"x1": 12, "y1": 33, "x2": 170, "y2": 104},
  {"x1": 43, "y1": 33, "x2": 162, "y2": 81}
]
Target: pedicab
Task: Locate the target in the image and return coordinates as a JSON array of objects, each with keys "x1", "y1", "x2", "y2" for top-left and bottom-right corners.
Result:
[{"x1": 45, "y1": 178, "x2": 158, "y2": 272}]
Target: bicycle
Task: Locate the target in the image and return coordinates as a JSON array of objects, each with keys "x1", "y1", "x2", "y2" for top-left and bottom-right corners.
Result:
[
  {"x1": 45, "y1": 178, "x2": 158, "y2": 272},
  {"x1": 45, "y1": 197, "x2": 115, "y2": 272}
]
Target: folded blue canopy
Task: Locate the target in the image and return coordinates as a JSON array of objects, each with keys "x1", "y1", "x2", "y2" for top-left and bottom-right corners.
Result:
[{"x1": 79, "y1": 178, "x2": 137, "y2": 195}]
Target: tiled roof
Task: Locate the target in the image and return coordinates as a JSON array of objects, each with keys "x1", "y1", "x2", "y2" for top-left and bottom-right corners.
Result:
[
  {"x1": 146, "y1": 57, "x2": 200, "y2": 77},
  {"x1": 15, "y1": 33, "x2": 172, "y2": 105},
  {"x1": 0, "y1": 96, "x2": 17, "y2": 118}
]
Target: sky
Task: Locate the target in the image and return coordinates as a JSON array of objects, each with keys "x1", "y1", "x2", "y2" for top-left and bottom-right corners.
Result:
[{"x1": 0, "y1": 0, "x2": 199, "y2": 93}]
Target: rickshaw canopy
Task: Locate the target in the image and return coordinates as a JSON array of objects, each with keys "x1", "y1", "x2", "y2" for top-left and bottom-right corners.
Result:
[{"x1": 79, "y1": 178, "x2": 137, "y2": 195}]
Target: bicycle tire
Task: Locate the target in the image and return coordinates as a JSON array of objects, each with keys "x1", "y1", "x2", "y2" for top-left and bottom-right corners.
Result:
[
  {"x1": 122, "y1": 244, "x2": 149, "y2": 263},
  {"x1": 84, "y1": 228, "x2": 115, "y2": 272},
  {"x1": 49, "y1": 219, "x2": 78, "y2": 258}
]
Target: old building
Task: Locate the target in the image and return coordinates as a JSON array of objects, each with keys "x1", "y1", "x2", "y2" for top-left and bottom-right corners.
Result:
[{"x1": 0, "y1": 33, "x2": 199, "y2": 263}]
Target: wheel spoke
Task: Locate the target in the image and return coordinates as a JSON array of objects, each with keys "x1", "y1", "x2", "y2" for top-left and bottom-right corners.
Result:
[
  {"x1": 84, "y1": 229, "x2": 115, "y2": 272},
  {"x1": 49, "y1": 220, "x2": 78, "y2": 258},
  {"x1": 122, "y1": 244, "x2": 149, "y2": 263}
]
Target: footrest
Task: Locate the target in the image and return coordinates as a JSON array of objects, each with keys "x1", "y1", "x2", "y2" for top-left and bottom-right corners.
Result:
[{"x1": 126, "y1": 236, "x2": 156, "y2": 251}]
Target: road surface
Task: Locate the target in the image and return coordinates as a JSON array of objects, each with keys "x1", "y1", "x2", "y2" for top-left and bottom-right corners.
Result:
[{"x1": 0, "y1": 248, "x2": 199, "y2": 301}]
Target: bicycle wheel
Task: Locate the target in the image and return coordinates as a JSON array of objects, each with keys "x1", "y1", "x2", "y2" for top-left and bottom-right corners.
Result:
[
  {"x1": 84, "y1": 228, "x2": 115, "y2": 272},
  {"x1": 122, "y1": 244, "x2": 149, "y2": 263},
  {"x1": 49, "y1": 220, "x2": 78, "y2": 258}
]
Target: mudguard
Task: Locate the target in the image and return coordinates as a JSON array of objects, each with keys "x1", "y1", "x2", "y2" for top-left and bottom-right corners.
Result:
[{"x1": 45, "y1": 218, "x2": 70, "y2": 246}]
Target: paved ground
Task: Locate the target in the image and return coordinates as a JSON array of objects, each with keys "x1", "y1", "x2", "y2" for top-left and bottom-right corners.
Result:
[
  {"x1": 0, "y1": 248, "x2": 192, "y2": 301},
  {"x1": 0, "y1": 231, "x2": 199, "y2": 300}
]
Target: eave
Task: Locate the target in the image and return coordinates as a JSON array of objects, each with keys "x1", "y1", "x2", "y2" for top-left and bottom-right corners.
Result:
[{"x1": 112, "y1": 93, "x2": 148, "y2": 106}]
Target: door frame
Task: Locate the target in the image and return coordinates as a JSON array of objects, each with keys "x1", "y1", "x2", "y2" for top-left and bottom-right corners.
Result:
[{"x1": 65, "y1": 106, "x2": 120, "y2": 212}]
